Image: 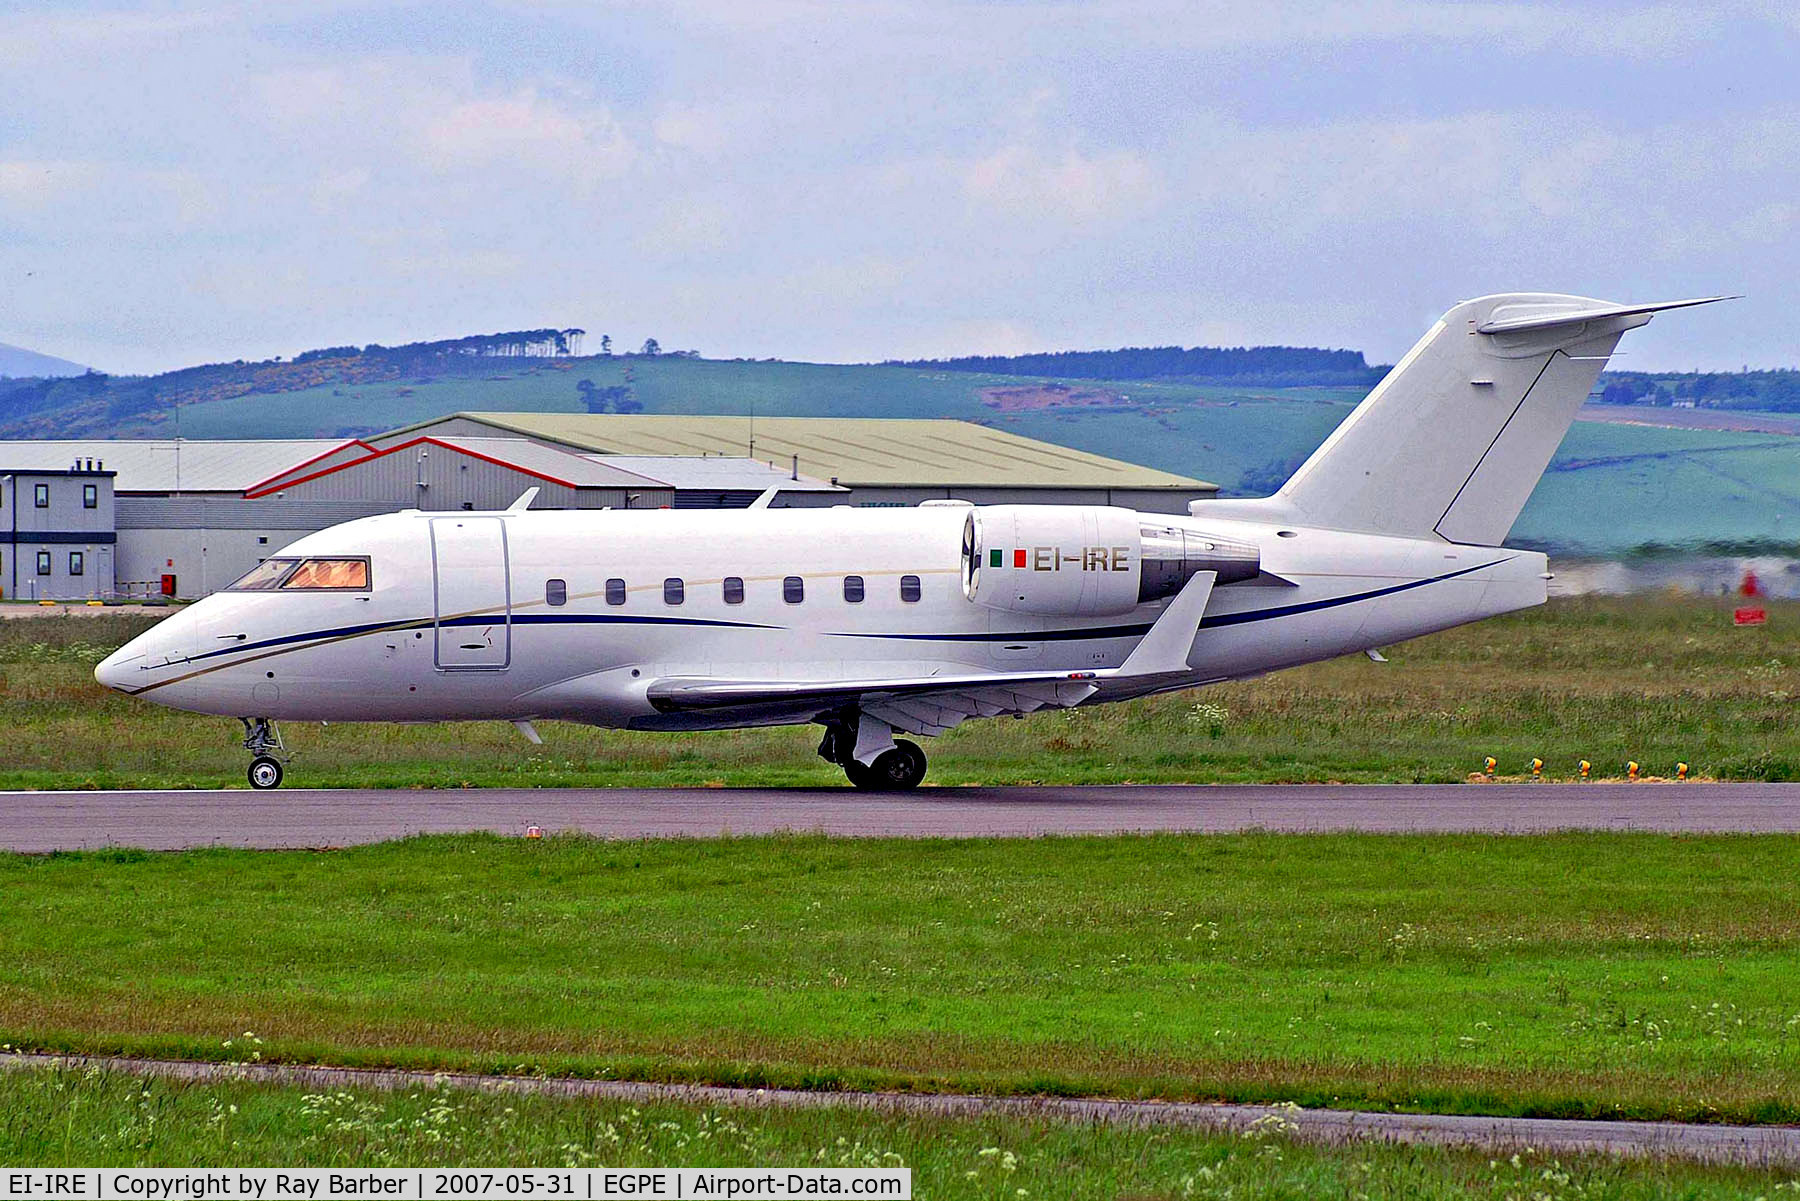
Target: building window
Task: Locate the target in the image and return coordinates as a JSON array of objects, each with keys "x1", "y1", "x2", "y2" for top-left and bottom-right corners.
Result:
[
  {"x1": 546, "y1": 578, "x2": 567, "y2": 606},
  {"x1": 843, "y1": 575, "x2": 864, "y2": 603},
  {"x1": 606, "y1": 578, "x2": 626, "y2": 605},
  {"x1": 900, "y1": 575, "x2": 921, "y2": 602},
  {"x1": 36, "y1": 551, "x2": 51, "y2": 575},
  {"x1": 69, "y1": 551, "x2": 84, "y2": 576},
  {"x1": 34, "y1": 484, "x2": 49, "y2": 508},
  {"x1": 664, "y1": 577, "x2": 685, "y2": 605},
  {"x1": 783, "y1": 576, "x2": 804, "y2": 603},
  {"x1": 83, "y1": 483, "x2": 97, "y2": 509},
  {"x1": 722, "y1": 576, "x2": 744, "y2": 604}
]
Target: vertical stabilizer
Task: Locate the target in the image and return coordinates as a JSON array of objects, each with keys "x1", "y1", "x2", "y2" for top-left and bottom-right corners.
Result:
[{"x1": 1264, "y1": 293, "x2": 1725, "y2": 545}]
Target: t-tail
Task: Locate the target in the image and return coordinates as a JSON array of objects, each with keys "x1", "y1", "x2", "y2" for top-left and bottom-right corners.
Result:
[{"x1": 1199, "y1": 292, "x2": 1731, "y2": 544}]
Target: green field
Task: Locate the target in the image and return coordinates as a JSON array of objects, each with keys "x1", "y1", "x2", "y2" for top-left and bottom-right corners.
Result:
[
  {"x1": 1, "y1": 1068, "x2": 1789, "y2": 1197},
  {"x1": 3, "y1": 831, "x2": 1799, "y2": 1125},
  {"x1": 152, "y1": 351, "x2": 1800, "y2": 555},
  {"x1": 3, "y1": 596, "x2": 1796, "y2": 790}
]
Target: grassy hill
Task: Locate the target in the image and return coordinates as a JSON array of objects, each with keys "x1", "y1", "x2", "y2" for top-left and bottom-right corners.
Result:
[{"x1": 3, "y1": 348, "x2": 1797, "y2": 556}]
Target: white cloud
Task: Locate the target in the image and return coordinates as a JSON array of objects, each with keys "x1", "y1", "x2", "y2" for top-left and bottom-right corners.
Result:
[
  {"x1": 421, "y1": 90, "x2": 634, "y2": 179},
  {"x1": 0, "y1": 160, "x2": 103, "y2": 213},
  {"x1": 961, "y1": 145, "x2": 1163, "y2": 224},
  {"x1": 652, "y1": 107, "x2": 731, "y2": 155},
  {"x1": 633, "y1": 196, "x2": 736, "y2": 257}
]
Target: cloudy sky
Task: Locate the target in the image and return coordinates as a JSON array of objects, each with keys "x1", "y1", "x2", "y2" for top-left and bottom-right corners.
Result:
[{"x1": 1, "y1": 1, "x2": 1795, "y2": 374}]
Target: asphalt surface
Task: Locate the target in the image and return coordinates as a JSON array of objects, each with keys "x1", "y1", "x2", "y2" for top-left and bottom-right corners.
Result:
[
  {"x1": 5, "y1": 1054, "x2": 1797, "y2": 1167},
  {"x1": 3, "y1": 783, "x2": 1799, "y2": 851}
]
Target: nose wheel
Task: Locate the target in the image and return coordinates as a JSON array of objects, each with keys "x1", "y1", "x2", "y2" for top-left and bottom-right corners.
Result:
[{"x1": 240, "y1": 717, "x2": 290, "y2": 789}]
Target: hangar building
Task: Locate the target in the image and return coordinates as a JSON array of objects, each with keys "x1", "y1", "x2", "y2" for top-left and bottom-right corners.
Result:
[
  {"x1": 0, "y1": 415, "x2": 1215, "y2": 599},
  {"x1": 378, "y1": 413, "x2": 1208, "y2": 513}
]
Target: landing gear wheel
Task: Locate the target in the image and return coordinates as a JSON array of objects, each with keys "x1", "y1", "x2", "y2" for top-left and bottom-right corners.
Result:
[
  {"x1": 248, "y1": 755, "x2": 284, "y2": 790},
  {"x1": 845, "y1": 739, "x2": 927, "y2": 791}
]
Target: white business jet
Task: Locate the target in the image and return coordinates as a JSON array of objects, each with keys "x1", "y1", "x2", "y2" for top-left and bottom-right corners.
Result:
[{"x1": 97, "y1": 293, "x2": 1723, "y2": 789}]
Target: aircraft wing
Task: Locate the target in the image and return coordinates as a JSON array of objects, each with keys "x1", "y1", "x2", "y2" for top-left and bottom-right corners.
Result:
[
  {"x1": 646, "y1": 669, "x2": 1104, "y2": 733},
  {"x1": 644, "y1": 573, "x2": 1219, "y2": 736}
]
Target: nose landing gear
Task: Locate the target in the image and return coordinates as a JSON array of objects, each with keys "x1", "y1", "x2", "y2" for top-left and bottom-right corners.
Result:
[{"x1": 240, "y1": 717, "x2": 288, "y2": 789}]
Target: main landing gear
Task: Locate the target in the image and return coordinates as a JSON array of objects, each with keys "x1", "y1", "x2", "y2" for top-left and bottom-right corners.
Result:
[
  {"x1": 240, "y1": 717, "x2": 289, "y2": 789},
  {"x1": 818, "y1": 711, "x2": 928, "y2": 791}
]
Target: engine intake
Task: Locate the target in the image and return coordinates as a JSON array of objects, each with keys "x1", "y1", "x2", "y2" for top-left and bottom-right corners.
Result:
[{"x1": 961, "y1": 506, "x2": 1260, "y2": 617}]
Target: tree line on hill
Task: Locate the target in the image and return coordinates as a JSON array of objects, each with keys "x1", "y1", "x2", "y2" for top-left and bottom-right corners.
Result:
[
  {"x1": 884, "y1": 345, "x2": 1384, "y2": 387},
  {"x1": 0, "y1": 328, "x2": 694, "y2": 437},
  {"x1": 1596, "y1": 369, "x2": 1800, "y2": 411}
]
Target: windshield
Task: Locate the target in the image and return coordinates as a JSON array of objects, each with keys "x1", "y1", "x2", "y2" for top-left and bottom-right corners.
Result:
[
  {"x1": 225, "y1": 556, "x2": 370, "y2": 592},
  {"x1": 226, "y1": 558, "x2": 299, "y2": 591},
  {"x1": 283, "y1": 558, "x2": 370, "y2": 590}
]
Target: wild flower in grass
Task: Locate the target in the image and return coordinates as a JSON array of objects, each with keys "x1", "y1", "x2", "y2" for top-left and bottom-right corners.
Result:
[
  {"x1": 1186, "y1": 702, "x2": 1229, "y2": 738},
  {"x1": 1242, "y1": 1101, "x2": 1301, "y2": 1140}
]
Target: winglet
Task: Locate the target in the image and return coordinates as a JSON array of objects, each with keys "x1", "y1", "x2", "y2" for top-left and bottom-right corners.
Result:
[
  {"x1": 1476, "y1": 295, "x2": 1736, "y2": 335},
  {"x1": 1119, "y1": 571, "x2": 1216, "y2": 676},
  {"x1": 508, "y1": 487, "x2": 541, "y2": 511},
  {"x1": 747, "y1": 487, "x2": 779, "y2": 510}
]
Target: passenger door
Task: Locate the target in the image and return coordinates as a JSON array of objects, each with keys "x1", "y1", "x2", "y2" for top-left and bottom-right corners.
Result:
[{"x1": 431, "y1": 517, "x2": 511, "y2": 670}]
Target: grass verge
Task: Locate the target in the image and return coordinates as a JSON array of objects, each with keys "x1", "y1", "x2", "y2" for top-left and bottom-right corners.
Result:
[
  {"x1": 1, "y1": 597, "x2": 1798, "y2": 789},
  {"x1": 2, "y1": 1066, "x2": 1795, "y2": 1196},
  {"x1": 3, "y1": 833, "x2": 1798, "y2": 1124}
]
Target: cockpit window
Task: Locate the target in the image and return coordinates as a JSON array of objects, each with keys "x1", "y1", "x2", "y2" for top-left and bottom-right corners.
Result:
[
  {"x1": 281, "y1": 557, "x2": 371, "y2": 590},
  {"x1": 227, "y1": 558, "x2": 299, "y2": 591}
]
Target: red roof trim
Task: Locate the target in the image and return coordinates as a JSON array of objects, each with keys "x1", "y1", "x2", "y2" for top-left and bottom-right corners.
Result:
[
  {"x1": 243, "y1": 436, "x2": 579, "y2": 497},
  {"x1": 242, "y1": 439, "x2": 381, "y2": 496}
]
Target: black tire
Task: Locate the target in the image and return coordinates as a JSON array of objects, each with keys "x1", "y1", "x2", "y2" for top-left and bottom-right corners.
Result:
[
  {"x1": 845, "y1": 739, "x2": 927, "y2": 791},
  {"x1": 248, "y1": 756, "x2": 284, "y2": 790}
]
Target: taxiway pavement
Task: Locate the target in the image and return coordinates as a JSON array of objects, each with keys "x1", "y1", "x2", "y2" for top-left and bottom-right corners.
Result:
[{"x1": 2, "y1": 782, "x2": 1798, "y2": 851}]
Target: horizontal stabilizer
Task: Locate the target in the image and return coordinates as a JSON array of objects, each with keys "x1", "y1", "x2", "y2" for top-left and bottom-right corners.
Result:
[{"x1": 1475, "y1": 295, "x2": 1734, "y2": 335}]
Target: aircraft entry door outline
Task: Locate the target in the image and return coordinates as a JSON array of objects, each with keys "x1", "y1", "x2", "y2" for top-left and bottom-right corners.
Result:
[{"x1": 430, "y1": 517, "x2": 512, "y2": 670}]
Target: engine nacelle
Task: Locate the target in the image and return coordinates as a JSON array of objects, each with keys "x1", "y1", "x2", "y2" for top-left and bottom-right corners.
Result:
[{"x1": 961, "y1": 506, "x2": 1260, "y2": 616}]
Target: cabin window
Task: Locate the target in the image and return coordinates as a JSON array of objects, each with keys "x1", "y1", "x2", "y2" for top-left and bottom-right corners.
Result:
[
  {"x1": 899, "y1": 575, "x2": 921, "y2": 602},
  {"x1": 546, "y1": 578, "x2": 567, "y2": 606},
  {"x1": 664, "y1": 577, "x2": 685, "y2": 605},
  {"x1": 281, "y1": 558, "x2": 370, "y2": 590},
  {"x1": 68, "y1": 551, "x2": 84, "y2": 576},
  {"x1": 83, "y1": 484, "x2": 98, "y2": 509},
  {"x1": 226, "y1": 558, "x2": 299, "y2": 591},
  {"x1": 36, "y1": 551, "x2": 52, "y2": 575},
  {"x1": 723, "y1": 576, "x2": 745, "y2": 605},
  {"x1": 606, "y1": 578, "x2": 626, "y2": 605},
  {"x1": 843, "y1": 575, "x2": 865, "y2": 603},
  {"x1": 783, "y1": 576, "x2": 804, "y2": 604},
  {"x1": 34, "y1": 484, "x2": 48, "y2": 508}
]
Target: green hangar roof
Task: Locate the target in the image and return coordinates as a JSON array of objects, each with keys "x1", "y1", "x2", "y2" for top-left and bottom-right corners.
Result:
[{"x1": 381, "y1": 413, "x2": 1216, "y2": 492}]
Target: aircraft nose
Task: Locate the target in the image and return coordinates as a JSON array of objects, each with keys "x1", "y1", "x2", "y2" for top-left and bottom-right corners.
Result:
[{"x1": 94, "y1": 641, "x2": 146, "y2": 692}]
